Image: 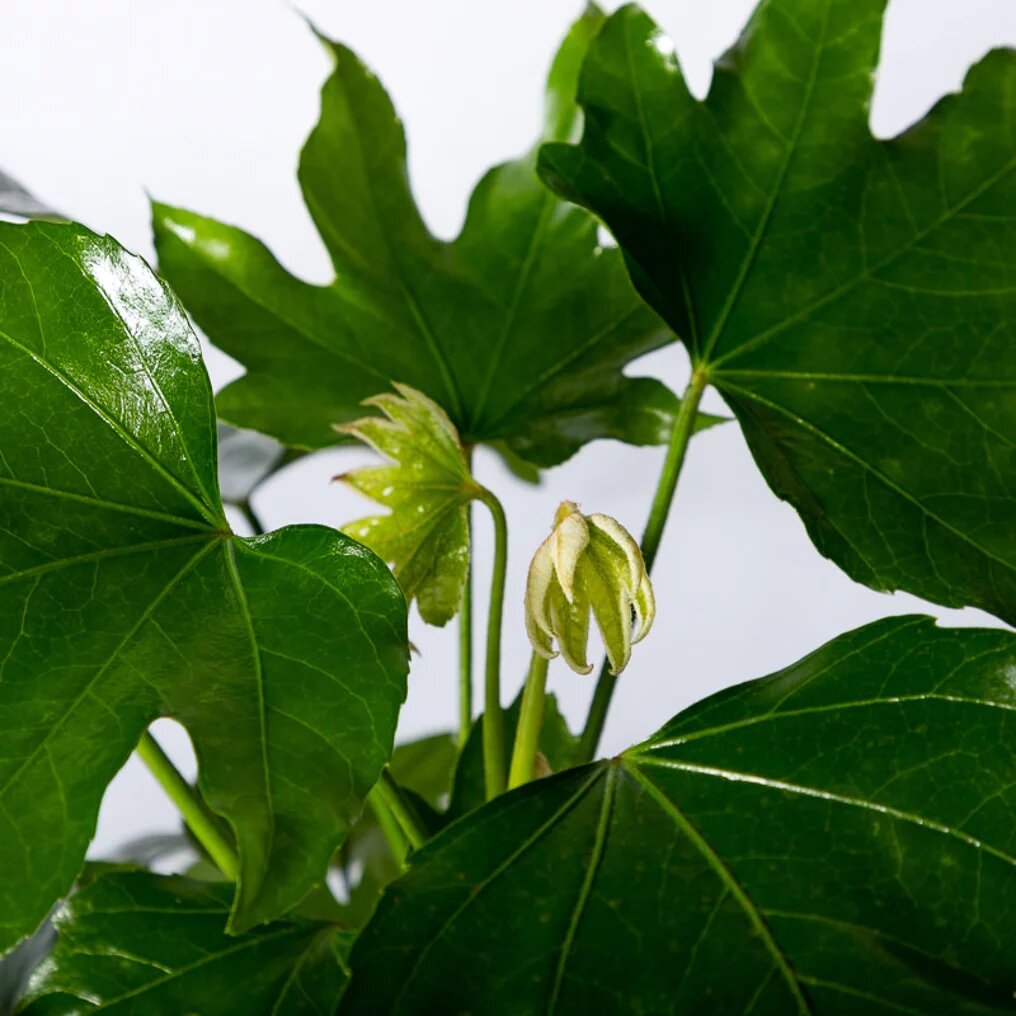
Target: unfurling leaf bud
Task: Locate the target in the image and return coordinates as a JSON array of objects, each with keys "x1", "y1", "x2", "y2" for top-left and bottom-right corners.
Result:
[{"x1": 525, "y1": 501, "x2": 655, "y2": 676}]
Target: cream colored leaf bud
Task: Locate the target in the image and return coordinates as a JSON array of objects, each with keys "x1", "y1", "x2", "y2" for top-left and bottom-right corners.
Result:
[{"x1": 525, "y1": 501, "x2": 656, "y2": 676}]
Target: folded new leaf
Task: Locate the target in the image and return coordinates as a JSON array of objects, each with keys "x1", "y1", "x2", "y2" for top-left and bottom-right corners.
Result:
[
  {"x1": 336, "y1": 384, "x2": 480, "y2": 627},
  {"x1": 526, "y1": 501, "x2": 655, "y2": 674}
]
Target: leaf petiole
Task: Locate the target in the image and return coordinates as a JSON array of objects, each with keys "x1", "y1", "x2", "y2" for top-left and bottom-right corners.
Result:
[
  {"x1": 476, "y1": 486, "x2": 509, "y2": 799},
  {"x1": 458, "y1": 474, "x2": 474, "y2": 748},
  {"x1": 576, "y1": 367, "x2": 709, "y2": 762},
  {"x1": 507, "y1": 652, "x2": 550, "y2": 789},
  {"x1": 135, "y1": 730, "x2": 239, "y2": 881},
  {"x1": 373, "y1": 768, "x2": 427, "y2": 852},
  {"x1": 367, "y1": 783, "x2": 410, "y2": 867}
]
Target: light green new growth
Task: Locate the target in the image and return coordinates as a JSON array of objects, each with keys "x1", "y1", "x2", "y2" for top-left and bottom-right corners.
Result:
[
  {"x1": 338, "y1": 383, "x2": 510, "y2": 799},
  {"x1": 337, "y1": 383, "x2": 479, "y2": 627},
  {"x1": 526, "y1": 501, "x2": 656, "y2": 676}
]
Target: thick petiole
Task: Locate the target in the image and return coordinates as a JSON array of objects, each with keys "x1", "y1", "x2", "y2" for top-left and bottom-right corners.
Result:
[
  {"x1": 507, "y1": 652, "x2": 550, "y2": 789},
  {"x1": 135, "y1": 729, "x2": 239, "y2": 882},
  {"x1": 576, "y1": 367, "x2": 708, "y2": 763},
  {"x1": 476, "y1": 487, "x2": 509, "y2": 799},
  {"x1": 458, "y1": 503, "x2": 474, "y2": 748}
]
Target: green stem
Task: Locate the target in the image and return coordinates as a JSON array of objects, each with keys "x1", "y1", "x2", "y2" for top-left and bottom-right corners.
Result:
[
  {"x1": 508, "y1": 652, "x2": 550, "y2": 789},
  {"x1": 476, "y1": 487, "x2": 509, "y2": 799},
  {"x1": 458, "y1": 502, "x2": 473, "y2": 748},
  {"x1": 576, "y1": 368, "x2": 708, "y2": 763},
  {"x1": 135, "y1": 730, "x2": 239, "y2": 881},
  {"x1": 235, "y1": 497, "x2": 265, "y2": 537},
  {"x1": 368, "y1": 785, "x2": 409, "y2": 867},
  {"x1": 374, "y1": 768, "x2": 427, "y2": 851}
]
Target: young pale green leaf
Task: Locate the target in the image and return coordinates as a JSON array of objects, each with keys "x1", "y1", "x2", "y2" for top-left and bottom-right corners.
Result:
[
  {"x1": 0, "y1": 221, "x2": 408, "y2": 951},
  {"x1": 539, "y1": 2, "x2": 1016, "y2": 624},
  {"x1": 341, "y1": 617, "x2": 1016, "y2": 1015},
  {"x1": 338, "y1": 384, "x2": 477, "y2": 626},
  {"x1": 526, "y1": 501, "x2": 655, "y2": 675},
  {"x1": 150, "y1": 7, "x2": 697, "y2": 470},
  {"x1": 18, "y1": 872, "x2": 350, "y2": 1014}
]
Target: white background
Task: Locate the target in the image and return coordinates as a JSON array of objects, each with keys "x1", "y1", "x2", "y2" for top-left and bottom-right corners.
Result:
[{"x1": 1, "y1": 0, "x2": 1013, "y2": 859}]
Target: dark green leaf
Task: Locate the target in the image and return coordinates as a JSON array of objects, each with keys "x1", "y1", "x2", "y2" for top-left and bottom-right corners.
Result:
[
  {"x1": 342, "y1": 617, "x2": 1016, "y2": 1014},
  {"x1": 151, "y1": 6, "x2": 687, "y2": 469},
  {"x1": 336, "y1": 732, "x2": 458, "y2": 928},
  {"x1": 0, "y1": 220, "x2": 408, "y2": 949},
  {"x1": 447, "y1": 688, "x2": 580, "y2": 822},
  {"x1": 539, "y1": 2, "x2": 1016, "y2": 622},
  {"x1": 19, "y1": 872, "x2": 350, "y2": 1015},
  {"x1": 388, "y1": 733, "x2": 458, "y2": 809}
]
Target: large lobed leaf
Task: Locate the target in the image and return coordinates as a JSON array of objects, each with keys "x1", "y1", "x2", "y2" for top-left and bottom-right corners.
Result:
[
  {"x1": 19, "y1": 872, "x2": 350, "y2": 1014},
  {"x1": 150, "y1": 6, "x2": 687, "y2": 469},
  {"x1": 0, "y1": 221, "x2": 408, "y2": 951},
  {"x1": 540, "y1": 1, "x2": 1016, "y2": 622},
  {"x1": 341, "y1": 617, "x2": 1016, "y2": 1014}
]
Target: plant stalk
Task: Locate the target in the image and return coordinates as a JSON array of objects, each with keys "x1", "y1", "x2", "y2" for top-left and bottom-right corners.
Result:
[
  {"x1": 576, "y1": 368, "x2": 708, "y2": 763},
  {"x1": 368, "y1": 785, "x2": 409, "y2": 867},
  {"x1": 373, "y1": 768, "x2": 427, "y2": 851},
  {"x1": 476, "y1": 487, "x2": 509, "y2": 799},
  {"x1": 458, "y1": 502, "x2": 473, "y2": 748},
  {"x1": 235, "y1": 497, "x2": 266, "y2": 537},
  {"x1": 135, "y1": 730, "x2": 239, "y2": 881},
  {"x1": 508, "y1": 652, "x2": 550, "y2": 789}
]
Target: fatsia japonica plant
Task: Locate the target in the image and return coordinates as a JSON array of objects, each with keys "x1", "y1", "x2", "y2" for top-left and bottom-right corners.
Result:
[{"x1": 0, "y1": 0, "x2": 1014, "y2": 1011}]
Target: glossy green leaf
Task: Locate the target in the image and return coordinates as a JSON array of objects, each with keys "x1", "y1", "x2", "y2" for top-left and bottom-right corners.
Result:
[
  {"x1": 0, "y1": 220, "x2": 408, "y2": 950},
  {"x1": 339, "y1": 384, "x2": 478, "y2": 626},
  {"x1": 342, "y1": 617, "x2": 1016, "y2": 1014},
  {"x1": 19, "y1": 872, "x2": 350, "y2": 1014},
  {"x1": 151, "y1": 6, "x2": 687, "y2": 469},
  {"x1": 539, "y1": 2, "x2": 1016, "y2": 622}
]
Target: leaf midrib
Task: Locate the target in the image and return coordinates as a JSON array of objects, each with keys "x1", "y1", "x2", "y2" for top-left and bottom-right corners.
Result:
[
  {"x1": 0, "y1": 539, "x2": 220, "y2": 806},
  {"x1": 0, "y1": 323, "x2": 218, "y2": 528},
  {"x1": 471, "y1": 187, "x2": 556, "y2": 428},
  {"x1": 389, "y1": 769, "x2": 604, "y2": 1009},
  {"x1": 623, "y1": 760, "x2": 813, "y2": 1014},
  {"x1": 644, "y1": 691, "x2": 1016, "y2": 750},
  {"x1": 223, "y1": 540, "x2": 275, "y2": 908},
  {"x1": 635, "y1": 756, "x2": 1016, "y2": 868},
  {"x1": 547, "y1": 765, "x2": 618, "y2": 1012},
  {"x1": 697, "y1": 0, "x2": 833, "y2": 364},
  {"x1": 720, "y1": 379, "x2": 1016, "y2": 577},
  {"x1": 58, "y1": 230, "x2": 220, "y2": 518},
  {"x1": 307, "y1": 68, "x2": 465, "y2": 422},
  {"x1": 83, "y1": 925, "x2": 308, "y2": 1010},
  {"x1": 708, "y1": 153, "x2": 1016, "y2": 371},
  {"x1": 0, "y1": 475, "x2": 210, "y2": 531}
]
